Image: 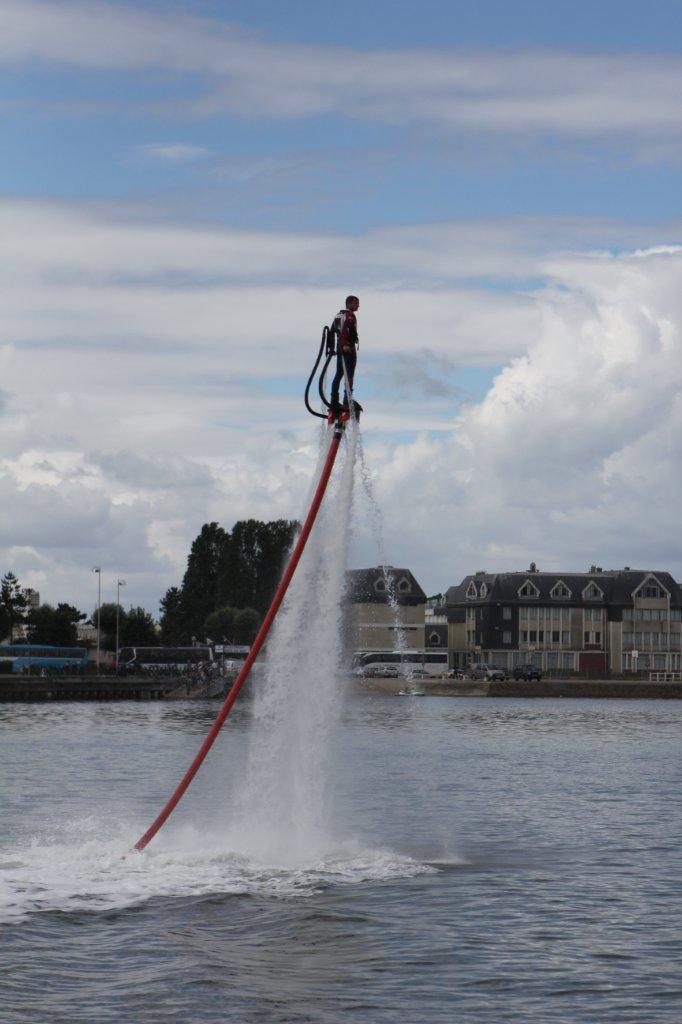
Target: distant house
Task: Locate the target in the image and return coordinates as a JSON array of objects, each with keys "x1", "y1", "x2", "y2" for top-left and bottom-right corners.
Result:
[
  {"x1": 445, "y1": 566, "x2": 682, "y2": 673},
  {"x1": 344, "y1": 567, "x2": 427, "y2": 652}
]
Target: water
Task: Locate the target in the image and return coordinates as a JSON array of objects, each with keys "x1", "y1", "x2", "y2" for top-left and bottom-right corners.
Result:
[{"x1": 2, "y1": 697, "x2": 681, "y2": 1022}]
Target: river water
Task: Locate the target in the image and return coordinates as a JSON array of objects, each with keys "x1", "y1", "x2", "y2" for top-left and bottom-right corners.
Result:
[{"x1": 1, "y1": 696, "x2": 680, "y2": 1023}]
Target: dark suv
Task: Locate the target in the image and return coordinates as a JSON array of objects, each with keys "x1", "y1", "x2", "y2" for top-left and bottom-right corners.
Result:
[{"x1": 513, "y1": 664, "x2": 542, "y2": 681}]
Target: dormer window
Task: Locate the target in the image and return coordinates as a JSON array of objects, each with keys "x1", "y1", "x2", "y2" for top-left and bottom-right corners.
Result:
[
  {"x1": 582, "y1": 582, "x2": 603, "y2": 601},
  {"x1": 480, "y1": 583, "x2": 487, "y2": 598},
  {"x1": 398, "y1": 578, "x2": 411, "y2": 594},
  {"x1": 374, "y1": 578, "x2": 387, "y2": 594},
  {"x1": 518, "y1": 579, "x2": 540, "y2": 599},
  {"x1": 466, "y1": 580, "x2": 478, "y2": 600},
  {"x1": 550, "y1": 581, "x2": 571, "y2": 600}
]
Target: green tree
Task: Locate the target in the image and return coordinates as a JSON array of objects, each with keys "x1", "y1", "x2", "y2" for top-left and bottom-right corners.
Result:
[
  {"x1": 53, "y1": 603, "x2": 87, "y2": 645},
  {"x1": 0, "y1": 572, "x2": 27, "y2": 641},
  {"x1": 0, "y1": 603, "x2": 9, "y2": 642},
  {"x1": 160, "y1": 586, "x2": 187, "y2": 645},
  {"x1": 121, "y1": 606, "x2": 159, "y2": 647},
  {"x1": 234, "y1": 607, "x2": 260, "y2": 644},
  {"x1": 91, "y1": 602, "x2": 125, "y2": 650},
  {"x1": 220, "y1": 519, "x2": 297, "y2": 616},
  {"x1": 204, "y1": 605, "x2": 237, "y2": 642},
  {"x1": 28, "y1": 603, "x2": 86, "y2": 645},
  {"x1": 180, "y1": 522, "x2": 230, "y2": 637}
]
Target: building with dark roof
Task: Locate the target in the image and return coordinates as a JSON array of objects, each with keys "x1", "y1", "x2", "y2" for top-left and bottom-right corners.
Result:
[
  {"x1": 344, "y1": 566, "x2": 427, "y2": 653},
  {"x1": 445, "y1": 566, "x2": 682, "y2": 673}
]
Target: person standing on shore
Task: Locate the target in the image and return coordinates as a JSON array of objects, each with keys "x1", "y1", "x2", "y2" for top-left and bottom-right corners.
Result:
[{"x1": 330, "y1": 295, "x2": 359, "y2": 413}]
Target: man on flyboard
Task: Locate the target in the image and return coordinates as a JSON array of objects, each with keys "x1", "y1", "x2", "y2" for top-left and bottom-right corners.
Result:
[{"x1": 330, "y1": 295, "x2": 360, "y2": 415}]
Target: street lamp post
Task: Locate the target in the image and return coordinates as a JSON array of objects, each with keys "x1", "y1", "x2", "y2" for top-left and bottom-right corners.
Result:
[
  {"x1": 116, "y1": 579, "x2": 126, "y2": 671},
  {"x1": 92, "y1": 567, "x2": 101, "y2": 675}
]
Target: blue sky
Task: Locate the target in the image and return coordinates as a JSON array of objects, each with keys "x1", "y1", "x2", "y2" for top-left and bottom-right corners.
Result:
[{"x1": 1, "y1": 0, "x2": 681, "y2": 610}]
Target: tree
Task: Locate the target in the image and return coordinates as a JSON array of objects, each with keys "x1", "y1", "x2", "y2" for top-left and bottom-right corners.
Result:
[
  {"x1": 0, "y1": 572, "x2": 27, "y2": 641},
  {"x1": 160, "y1": 586, "x2": 187, "y2": 645},
  {"x1": 204, "y1": 605, "x2": 237, "y2": 642},
  {"x1": 0, "y1": 604, "x2": 9, "y2": 643},
  {"x1": 234, "y1": 607, "x2": 260, "y2": 644},
  {"x1": 91, "y1": 602, "x2": 123, "y2": 650},
  {"x1": 220, "y1": 519, "x2": 298, "y2": 616},
  {"x1": 120, "y1": 606, "x2": 159, "y2": 647},
  {"x1": 28, "y1": 603, "x2": 86, "y2": 645},
  {"x1": 180, "y1": 522, "x2": 230, "y2": 637}
]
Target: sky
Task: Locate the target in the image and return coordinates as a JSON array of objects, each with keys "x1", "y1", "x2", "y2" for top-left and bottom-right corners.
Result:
[{"x1": 1, "y1": 0, "x2": 681, "y2": 616}]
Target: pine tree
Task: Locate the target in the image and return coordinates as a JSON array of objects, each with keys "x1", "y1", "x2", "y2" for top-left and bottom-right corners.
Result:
[
  {"x1": 180, "y1": 522, "x2": 229, "y2": 637},
  {"x1": 0, "y1": 572, "x2": 27, "y2": 641},
  {"x1": 160, "y1": 586, "x2": 187, "y2": 644}
]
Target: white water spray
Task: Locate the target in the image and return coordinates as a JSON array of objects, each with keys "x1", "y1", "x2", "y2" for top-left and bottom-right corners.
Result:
[
  {"x1": 234, "y1": 422, "x2": 359, "y2": 861},
  {"x1": 356, "y1": 435, "x2": 410, "y2": 661}
]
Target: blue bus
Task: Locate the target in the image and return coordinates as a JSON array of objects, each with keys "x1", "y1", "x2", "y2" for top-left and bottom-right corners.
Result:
[{"x1": 0, "y1": 643, "x2": 90, "y2": 674}]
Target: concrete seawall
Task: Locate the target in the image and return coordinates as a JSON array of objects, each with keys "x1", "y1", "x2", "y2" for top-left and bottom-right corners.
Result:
[
  {"x1": 0, "y1": 675, "x2": 222, "y2": 702},
  {"x1": 354, "y1": 677, "x2": 682, "y2": 700}
]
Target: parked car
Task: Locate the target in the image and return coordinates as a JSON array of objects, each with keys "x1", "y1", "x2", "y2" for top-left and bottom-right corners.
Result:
[
  {"x1": 464, "y1": 662, "x2": 507, "y2": 682},
  {"x1": 512, "y1": 664, "x2": 542, "y2": 681},
  {"x1": 443, "y1": 668, "x2": 465, "y2": 680}
]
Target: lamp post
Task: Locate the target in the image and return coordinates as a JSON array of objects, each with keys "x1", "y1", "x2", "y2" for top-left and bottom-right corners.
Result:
[
  {"x1": 92, "y1": 567, "x2": 102, "y2": 675},
  {"x1": 115, "y1": 579, "x2": 126, "y2": 671}
]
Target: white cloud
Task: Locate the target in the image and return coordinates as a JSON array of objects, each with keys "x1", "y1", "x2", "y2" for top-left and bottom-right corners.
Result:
[
  {"x1": 0, "y1": 197, "x2": 680, "y2": 609},
  {"x1": 137, "y1": 143, "x2": 211, "y2": 162},
  {"x1": 353, "y1": 246, "x2": 682, "y2": 591},
  {"x1": 2, "y1": 1, "x2": 681, "y2": 150}
]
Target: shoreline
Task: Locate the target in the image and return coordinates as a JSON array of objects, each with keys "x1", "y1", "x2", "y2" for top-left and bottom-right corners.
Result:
[
  {"x1": 1, "y1": 673, "x2": 681, "y2": 702},
  {"x1": 355, "y1": 676, "x2": 682, "y2": 700}
]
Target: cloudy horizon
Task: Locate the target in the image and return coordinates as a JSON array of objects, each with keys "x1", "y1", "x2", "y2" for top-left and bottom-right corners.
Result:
[{"x1": 1, "y1": 0, "x2": 680, "y2": 617}]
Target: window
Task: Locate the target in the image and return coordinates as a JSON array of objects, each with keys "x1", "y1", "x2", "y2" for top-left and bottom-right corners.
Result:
[
  {"x1": 398, "y1": 578, "x2": 411, "y2": 594},
  {"x1": 623, "y1": 607, "x2": 634, "y2": 620},
  {"x1": 503, "y1": 607, "x2": 512, "y2": 620},
  {"x1": 638, "y1": 584, "x2": 663, "y2": 599},
  {"x1": 503, "y1": 631, "x2": 512, "y2": 644},
  {"x1": 562, "y1": 631, "x2": 569, "y2": 644},
  {"x1": 528, "y1": 606, "x2": 538, "y2": 620},
  {"x1": 374, "y1": 578, "x2": 387, "y2": 593},
  {"x1": 529, "y1": 630, "x2": 537, "y2": 643},
  {"x1": 538, "y1": 630, "x2": 544, "y2": 642},
  {"x1": 552, "y1": 630, "x2": 560, "y2": 643},
  {"x1": 467, "y1": 630, "x2": 476, "y2": 643},
  {"x1": 583, "y1": 582, "x2": 603, "y2": 601},
  {"x1": 671, "y1": 609, "x2": 681, "y2": 621},
  {"x1": 584, "y1": 630, "x2": 590, "y2": 645},
  {"x1": 466, "y1": 580, "x2": 478, "y2": 600},
  {"x1": 480, "y1": 583, "x2": 487, "y2": 597},
  {"x1": 518, "y1": 579, "x2": 540, "y2": 599},
  {"x1": 595, "y1": 631, "x2": 601, "y2": 644},
  {"x1": 521, "y1": 630, "x2": 528, "y2": 642},
  {"x1": 550, "y1": 581, "x2": 571, "y2": 600}
]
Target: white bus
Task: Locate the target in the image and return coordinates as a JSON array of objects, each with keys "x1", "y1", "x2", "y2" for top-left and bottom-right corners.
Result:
[{"x1": 353, "y1": 649, "x2": 448, "y2": 678}]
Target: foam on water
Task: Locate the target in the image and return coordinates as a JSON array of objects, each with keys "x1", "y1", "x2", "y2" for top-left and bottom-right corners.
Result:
[{"x1": 0, "y1": 818, "x2": 433, "y2": 924}]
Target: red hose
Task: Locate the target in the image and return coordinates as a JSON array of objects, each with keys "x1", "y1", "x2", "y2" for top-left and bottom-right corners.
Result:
[{"x1": 133, "y1": 429, "x2": 343, "y2": 852}]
